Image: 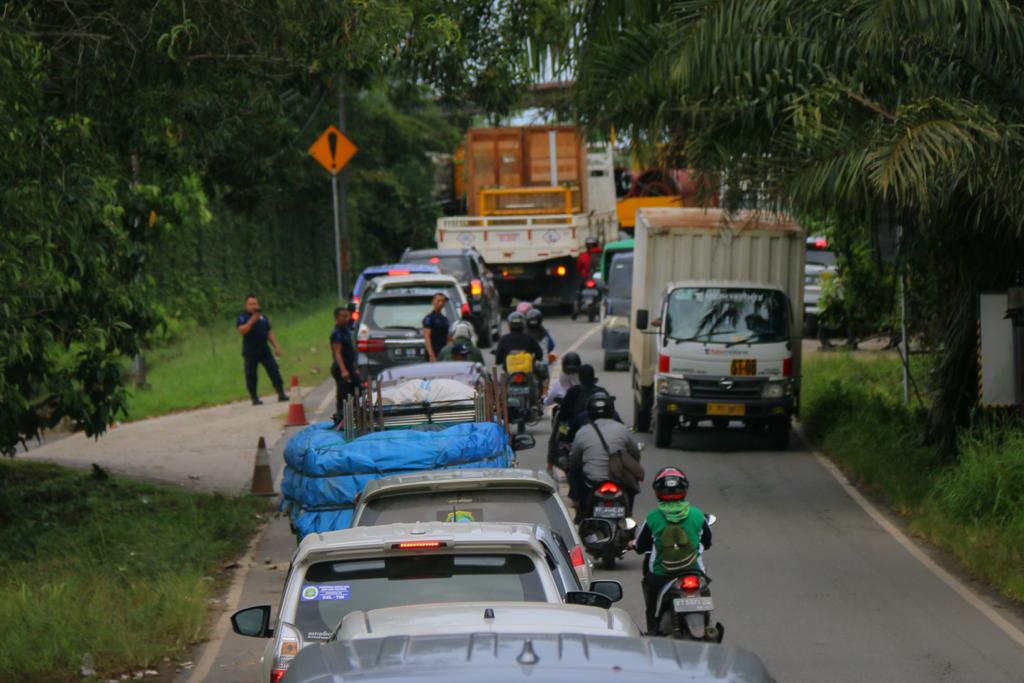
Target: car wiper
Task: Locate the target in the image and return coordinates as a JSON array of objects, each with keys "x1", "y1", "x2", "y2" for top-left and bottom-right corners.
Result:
[
  {"x1": 670, "y1": 330, "x2": 736, "y2": 344},
  {"x1": 725, "y1": 334, "x2": 759, "y2": 348}
]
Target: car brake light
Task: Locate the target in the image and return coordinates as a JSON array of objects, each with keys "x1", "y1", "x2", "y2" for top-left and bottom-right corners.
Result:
[
  {"x1": 556, "y1": 265, "x2": 567, "y2": 276},
  {"x1": 585, "y1": 279, "x2": 595, "y2": 288},
  {"x1": 270, "y1": 670, "x2": 286, "y2": 683},
  {"x1": 783, "y1": 357, "x2": 792, "y2": 377},
  {"x1": 470, "y1": 279, "x2": 483, "y2": 297},
  {"x1": 814, "y1": 238, "x2": 828, "y2": 248},
  {"x1": 393, "y1": 540, "x2": 446, "y2": 550},
  {"x1": 387, "y1": 269, "x2": 410, "y2": 276},
  {"x1": 570, "y1": 545, "x2": 585, "y2": 568},
  {"x1": 461, "y1": 302, "x2": 471, "y2": 317},
  {"x1": 597, "y1": 481, "x2": 620, "y2": 495},
  {"x1": 658, "y1": 354, "x2": 670, "y2": 373},
  {"x1": 357, "y1": 338, "x2": 386, "y2": 353},
  {"x1": 351, "y1": 310, "x2": 360, "y2": 322},
  {"x1": 271, "y1": 622, "x2": 302, "y2": 682},
  {"x1": 429, "y1": 256, "x2": 441, "y2": 264},
  {"x1": 681, "y1": 575, "x2": 700, "y2": 593},
  {"x1": 352, "y1": 295, "x2": 360, "y2": 305}
]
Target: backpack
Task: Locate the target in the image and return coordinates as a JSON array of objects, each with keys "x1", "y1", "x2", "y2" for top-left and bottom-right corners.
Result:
[{"x1": 659, "y1": 517, "x2": 698, "y2": 574}]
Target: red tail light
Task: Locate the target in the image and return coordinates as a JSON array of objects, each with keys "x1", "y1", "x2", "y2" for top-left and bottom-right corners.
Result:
[
  {"x1": 555, "y1": 265, "x2": 567, "y2": 276},
  {"x1": 270, "y1": 669, "x2": 286, "y2": 683},
  {"x1": 357, "y1": 338, "x2": 386, "y2": 353},
  {"x1": 783, "y1": 357, "x2": 792, "y2": 377},
  {"x1": 597, "y1": 481, "x2": 620, "y2": 495},
  {"x1": 387, "y1": 269, "x2": 410, "y2": 276},
  {"x1": 511, "y1": 373, "x2": 526, "y2": 384},
  {"x1": 460, "y1": 302, "x2": 471, "y2": 317},
  {"x1": 429, "y1": 256, "x2": 441, "y2": 264},
  {"x1": 658, "y1": 354, "x2": 670, "y2": 373},
  {"x1": 352, "y1": 295, "x2": 360, "y2": 305},
  {"x1": 470, "y1": 279, "x2": 483, "y2": 297},
  {"x1": 814, "y1": 238, "x2": 828, "y2": 248},
  {"x1": 351, "y1": 310, "x2": 360, "y2": 322},
  {"x1": 585, "y1": 279, "x2": 595, "y2": 288},
  {"x1": 570, "y1": 545, "x2": 585, "y2": 568},
  {"x1": 681, "y1": 575, "x2": 700, "y2": 593},
  {"x1": 393, "y1": 540, "x2": 446, "y2": 550}
]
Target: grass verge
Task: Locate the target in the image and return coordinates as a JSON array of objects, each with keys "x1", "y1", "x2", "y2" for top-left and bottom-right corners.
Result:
[
  {"x1": 0, "y1": 460, "x2": 270, "y2": 682},
  {"x1": 802, "y1": 353, "x2": 1024, "y2": 603},
  {"x1": 127, "y1": 298, "x2": 336, "y2": 420}
]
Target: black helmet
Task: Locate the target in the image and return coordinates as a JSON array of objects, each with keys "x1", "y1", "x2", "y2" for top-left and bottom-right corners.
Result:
[
  {"x1": 653, "y1": 466, "x2": 689, "y2": 501},
  {"x1": 507, "y1": 311, "x2": 526, "y2": 332},
  {"x1": 451, "y1": 342, "x2": 470, "y2": 358},
  {"x1": 585, "y1": 236, "x2": 599, "y2": 249},
  {"x1": 525, "y1": 308, "x2": 543, "y2": 329},
  {"x1": 561, "y1": 351, "x2": 581, "y2": 374},
  {"x1": 586, "y1": 390, "x2": 615, "y2": 421}
]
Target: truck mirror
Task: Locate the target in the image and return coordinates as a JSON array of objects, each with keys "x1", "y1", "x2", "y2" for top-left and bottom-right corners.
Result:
[{"x1": 636, "y1": 309, "x2": 649, "y2": 330}]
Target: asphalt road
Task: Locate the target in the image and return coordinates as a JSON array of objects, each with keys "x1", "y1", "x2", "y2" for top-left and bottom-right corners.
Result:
[{"x1": 524, "y1": 314, "x2": 1024, "y2": 683}]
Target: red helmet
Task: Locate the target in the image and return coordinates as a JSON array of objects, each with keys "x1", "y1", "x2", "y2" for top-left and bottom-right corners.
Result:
[{"x1": 653, "y1": 466, "x2": 689, "y2": 501}]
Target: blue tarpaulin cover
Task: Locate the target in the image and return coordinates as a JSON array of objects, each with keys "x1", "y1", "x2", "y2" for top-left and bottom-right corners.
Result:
[{"x1": 281, "y1": 421, "x2": 513, "y2": 539}]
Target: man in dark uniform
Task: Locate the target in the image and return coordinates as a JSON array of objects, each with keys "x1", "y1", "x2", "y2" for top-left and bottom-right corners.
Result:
[
  {"x1": 330, "y1": 306, "x2": 360, "y2": 416},
  {"x1": 422, "y1": 292, "x2": 450, "y2": 363},
  {"x1": 236, "y1": 294, "x2": 287, "y2": 405}
]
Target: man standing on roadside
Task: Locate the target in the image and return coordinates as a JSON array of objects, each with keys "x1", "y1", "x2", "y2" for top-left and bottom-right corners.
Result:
[
  {"x1": 236, "y1": 294, "x2": 287, "y2": 405},
  {"x1": 422, "y1": 292, "x2": 450, "y2": 363},
  {"x1": 331, "y1": 306, "x2": 361, "y2": 416}
]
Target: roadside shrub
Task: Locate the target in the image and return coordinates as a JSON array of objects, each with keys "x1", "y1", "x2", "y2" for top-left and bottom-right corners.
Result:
[{"x1": 931, "y1": 425, "x2": 1024, "y2": 524}]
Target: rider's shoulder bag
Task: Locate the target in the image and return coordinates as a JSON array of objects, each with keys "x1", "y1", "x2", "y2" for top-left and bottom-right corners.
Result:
[{"x1": 592, "y1": 422, "x2": 643, "y2": 494}]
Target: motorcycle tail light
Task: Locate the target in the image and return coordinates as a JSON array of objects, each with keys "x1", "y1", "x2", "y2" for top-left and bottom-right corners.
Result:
[
  {"x1": 585, "y1": 279, "x2": 595, "y2": 288},
  {"x1": 597, "y1": 481, "x2": 620, "y2": 495},
  {"x1": 460, "y1": 302, "x2": 471, "y2": 317},
  {"x1": 511, "y1": 374, "x2": 526, "y2": 385},
  {"x1": 470, "y1": 279, "x2": 483, "y2": 297},
  {"x1": 681, "y1": 575, "x2": 700, "y2": 593},
  {"x1": 570, "y1": 545, "x2": 585, "y2": 568}
]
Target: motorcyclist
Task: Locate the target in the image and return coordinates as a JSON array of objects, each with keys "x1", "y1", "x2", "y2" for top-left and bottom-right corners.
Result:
[
  {"x1": 559, "y1": 365, "x2": 620, "y2": 439},
  {"x1": 632, "y1": 467, "x2": 713, "y2": 634},
  {"x1": 438, "y1": 320, "x2": 484, "y2": 362},
  {"x1": 544, "y1": 351, "x2": 582, "y2": 477},
  {"x1": 495, "y1": 311, "x2": 543, "y2": 368},
  {"x1": 576, "y1": 235, "x2": 602, "y2": 278},
  {"x1": 566, "y1": 392, "x2": 642, "y2": 513},
  {"x1": 525, "y1": 308, "x2": 556, "y2": 359}
]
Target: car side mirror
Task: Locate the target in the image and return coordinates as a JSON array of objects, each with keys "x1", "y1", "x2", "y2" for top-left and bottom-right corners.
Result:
[
  {"x1": 589, "y1": 580, "x2": 623, "y2": 603},
  {"x1": 636, "y1": 309, "x2": 649, "y2": 330},
  {"x1": 512, "y1": 433, "x2": 536, "y2": 451},
  {"x1": 565, "y1": 590, "x2": 613, "y2": 610},
  {"x1": 231, "y1": 605, "x2": 273, "y2": 638}
]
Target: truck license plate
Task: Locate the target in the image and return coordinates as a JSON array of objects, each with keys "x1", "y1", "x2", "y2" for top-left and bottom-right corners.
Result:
[
  {"x1": 594, "y1": 506, "x2": 624, "y2": 519},
  {"x1": 731, "y1": 359, "x2": 756, "y2": 375},
  {"x1": 504, "y1": 265, "x2": 525, "y2": 275},
  {"x1": 707, "y1": 403, "x2": 745, "y2": 417},
  {"x1": 673, "y1": 597, "x2": 713, "y2": 613}
]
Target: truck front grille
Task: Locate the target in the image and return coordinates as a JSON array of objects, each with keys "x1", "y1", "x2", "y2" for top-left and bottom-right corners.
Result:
[{"x1": 688, "y1": 377, "x2": 767, "y2": 400}]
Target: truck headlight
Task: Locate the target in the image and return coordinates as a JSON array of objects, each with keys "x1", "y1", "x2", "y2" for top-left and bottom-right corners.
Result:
[
  {"x1": 761, "y1": 380, "x2": 790, "y2": 399},
  {"x1": 658, "y1": 377, "x2": 691, "y2": 397}
]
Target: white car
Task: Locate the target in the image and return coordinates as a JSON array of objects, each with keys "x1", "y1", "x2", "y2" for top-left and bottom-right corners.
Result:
[
  {"x1": 230, "y1": 522, "x2": 619, "y2": 683},
  {"x1": 333, "y1": 601, "x2": 642, "y2": 640},
  {"x1": 351, "y1": 468, "x2": 592, "y2": 587},
  {"x1": 362, "y1": 273, "x2": 477, "y2": 344}
]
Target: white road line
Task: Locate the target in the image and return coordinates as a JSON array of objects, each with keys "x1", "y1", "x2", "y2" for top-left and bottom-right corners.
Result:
[
  {"x1": 183, "y1": 523, "x2": 267, "y2": 683},
  {"x1": 808, "y1": 439, "x2": 1024, "y2": 651}
]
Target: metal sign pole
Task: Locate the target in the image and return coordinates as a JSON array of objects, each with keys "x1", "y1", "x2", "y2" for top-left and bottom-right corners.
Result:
[
  {"x1": 338, "y1": 88, "x2": 350, "y2": 299},
  {"x1": 331, "y1": 170, "x2": 343, "y2": 303}
]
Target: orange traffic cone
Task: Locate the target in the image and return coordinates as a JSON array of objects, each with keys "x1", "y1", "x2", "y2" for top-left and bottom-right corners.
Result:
[
  {"x1": 251, "y1": 436, "x2": 275, "y2": 496},
  {"x1": 285, "y1": 375, "x2": 308, "y2": 427}
]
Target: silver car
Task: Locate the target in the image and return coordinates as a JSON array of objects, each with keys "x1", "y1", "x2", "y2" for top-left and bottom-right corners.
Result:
[
  {"x1": 351, "y1": 469, "x2": 592, "y2": 586},
  {"x1": 332, "y1": 601, "x2": 642, "y2": 640},
  {"x1": 803, "y1": 235, "x2": 837, "y2": 336},
  {"x1": 280, "y1": 633, "x2": 777, "y2": 683},
  {"x1": 230, "y1": 522, "x2": 619, "y2": 683}
]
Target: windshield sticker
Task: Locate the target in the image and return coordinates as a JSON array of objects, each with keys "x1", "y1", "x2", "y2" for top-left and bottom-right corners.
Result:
[
  {"x1": 300, "y1": 584, "x2": 351, "y2": 601},
  {"x1": 445, "y1": 510, "x2": 476, "y2": 523}
]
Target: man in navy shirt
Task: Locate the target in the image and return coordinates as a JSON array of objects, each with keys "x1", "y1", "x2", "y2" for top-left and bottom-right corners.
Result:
[
  {"x1": 330, "y1": 306, "x2": 360, "y2": 416},
  {"x1": 422, "y1": 292, "x2": 450, "y2": 363},
  {"x1": 236, "y1": 294, "x2": 287, "y2": 405}
]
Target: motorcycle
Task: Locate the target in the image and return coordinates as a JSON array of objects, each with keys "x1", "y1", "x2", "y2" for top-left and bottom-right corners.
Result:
[
  {"x1": 651, "y1": 513, "x2": 724, "y2": 642},
  {"x1": 572, "y1": 277, "x2": 602, "y2": 322},
  {"x1": 578, "y1": 480, "x2": 637, "y2": 570},
  {"x1": 505, "y1": 352, "x2": 544, "y2": 434}
]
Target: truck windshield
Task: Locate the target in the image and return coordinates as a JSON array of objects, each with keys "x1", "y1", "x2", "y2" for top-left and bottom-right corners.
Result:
[{"x1": 664, "y1": 287, "x2": 789, "y2": 344}]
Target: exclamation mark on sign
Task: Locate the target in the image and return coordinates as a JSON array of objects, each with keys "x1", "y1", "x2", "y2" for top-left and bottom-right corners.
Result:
[{"x1": 327, "y1": 132, "x2": 338, "y2": 169}]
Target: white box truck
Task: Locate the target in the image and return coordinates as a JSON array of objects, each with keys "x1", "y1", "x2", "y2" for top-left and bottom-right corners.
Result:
[{"x1": 629, "y1": 208, "x2": 805, "y2": 449}]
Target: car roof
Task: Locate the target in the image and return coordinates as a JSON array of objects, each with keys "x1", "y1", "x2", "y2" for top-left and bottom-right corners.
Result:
[
  {"x1": 665, "y1": 279, "x2": 785, "y2": 292},
  {"x1": 285, "y1": 634, "x2": 776, "y2": 682},
  {"x1": 361, "y1": 468, "x2": 558, "y2": 501},
  {"x1": 360, "y1": 263, "x2": 441, "y2": 275},
  {"x1": 372, "y1": 274, "x2": 461, "y2": 290},
  {"x1": 365, "y1": 289, "x2": 456, "y2": 302},
  {"x1": 295, "y1": 521, "x2": 548, "y2": 563},
  {"x1": 339, "y1": 602, "x2": 639, "y2": 639}
]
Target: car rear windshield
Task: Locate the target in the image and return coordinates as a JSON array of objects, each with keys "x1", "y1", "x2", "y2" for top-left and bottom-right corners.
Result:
[
  {"x1": 664, "y1": 287, "x2": 789, "y2": 345},
  {"x1": 404, "y1": 255, "x2": 470, "y2": 282},
  {"x1": 357, "y1": 488, "x2": 574, "y2": 541},
  {"x1": 805, "y1": 250, "x2": 836, "y2": 267},
  {"x1": 295, "y1": 553, "x2": 545, "y2": 641},
  {"x1": 366, "y1": 297, "x2": 453, "y2": 330},
  {"x1": 607, "y1": 255, "x2": 633, "y2": 300}
]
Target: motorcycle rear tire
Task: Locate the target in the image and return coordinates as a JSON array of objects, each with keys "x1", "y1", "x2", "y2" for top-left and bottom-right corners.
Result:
[
  {"x1": 517, "y1": 420, "x2": 526, "y2": 435},
  {"x1": 658, "y1": 609, "x2": 679, "y2": 638},
  {"x1": 588, "y1": 308, "x2": 598, "y2": 322},
  {"x1": 600, "y1": 545, "x2": 617, "y2": 570}
]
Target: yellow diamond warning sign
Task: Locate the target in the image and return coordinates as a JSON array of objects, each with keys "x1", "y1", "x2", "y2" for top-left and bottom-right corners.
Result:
[{"x1": 308, "y1": 125, "x2": 357, "y2": 174}]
